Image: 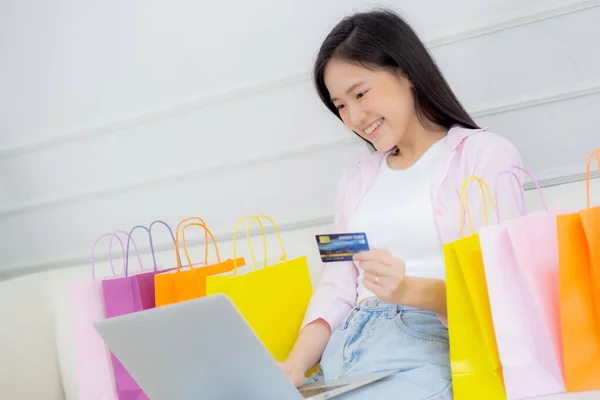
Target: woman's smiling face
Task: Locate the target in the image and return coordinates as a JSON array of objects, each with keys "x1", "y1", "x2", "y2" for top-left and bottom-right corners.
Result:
[{"x1": 324, "y1": 58, "x2": 417, "y2": 152}]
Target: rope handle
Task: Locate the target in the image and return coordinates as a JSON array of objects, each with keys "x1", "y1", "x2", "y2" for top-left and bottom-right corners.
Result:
[
  {"x1": 586, "y1": 148, "x2": 600, "y2": 208},
  {"x1": 179, "y1": 222, "x2": 221, "y2": 271},
  {"x1": 495, "y1": 165, "x2": 548, "y2": 223},
  {"x1": 460, "y1": 176, "x2": 497, "y2": 237},
  {"x1": 231, "y1": 214, "x2": 287, "y2": 275},
  {"x1": 231, "y1": 216, "x2": 267, "y2": 275},
  {"x1": 494, "y1": 170, "x2": 525, "y2": 223},
  {"x1": 175, "y1": 217, "x2": 209, "y2": 269},
  {"x1": 91, "y1": 231, "x2": 140, "y2": 278},
  {"x1": 123, "y1": 220, "x2": 181, "y2": 275}
]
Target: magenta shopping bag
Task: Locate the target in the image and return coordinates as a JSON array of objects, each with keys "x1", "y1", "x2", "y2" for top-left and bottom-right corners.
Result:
[
  {"x1": 479, "y1": 166, "x2": 566, "y2": 400},
  {"x1": 102, "y1": 220, "x2": 180, "y2": 400},
  {"x1": 71, "y1": 231, "x2": 138, "y2": 400}
]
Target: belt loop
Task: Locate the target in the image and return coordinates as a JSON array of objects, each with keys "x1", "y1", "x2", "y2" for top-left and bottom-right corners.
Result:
[
  {"x1": 342, "y1": 306, "x2": 359, "y2": 330},
  {"x1": 387, "y1": 304, "x2": 396, "y2": 319}
]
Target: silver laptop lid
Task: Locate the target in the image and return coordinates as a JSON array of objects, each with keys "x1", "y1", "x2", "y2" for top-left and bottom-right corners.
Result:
[{"x1": 94, "y1": 294, "x2": 303, "y2": 400}]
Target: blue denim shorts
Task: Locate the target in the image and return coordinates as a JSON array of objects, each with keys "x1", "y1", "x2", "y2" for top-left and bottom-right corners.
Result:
[{"x1": 306, "y1": 298, "x2": 453, "y2": 400}]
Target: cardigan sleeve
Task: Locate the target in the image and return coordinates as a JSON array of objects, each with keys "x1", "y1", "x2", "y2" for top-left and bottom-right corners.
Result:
[{"x1": 300, "y1": 170, "x2": 359, "y2": 332}]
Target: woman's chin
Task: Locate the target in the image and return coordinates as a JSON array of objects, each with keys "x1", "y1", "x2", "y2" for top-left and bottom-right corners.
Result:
[
  {"x1": 357, "y1": 131, "x2": 396, "y2": 152},
  {"x1": 372, "y1": 140, "x2": 397, "y2": 153}
]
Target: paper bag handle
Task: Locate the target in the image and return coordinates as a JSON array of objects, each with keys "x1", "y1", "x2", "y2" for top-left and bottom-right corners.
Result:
[
  {"x1": 460, "y1": 176, "x2": 497, "y2": 237},
  {"x1": 175, "y1": 217, "x2": 209, "y2": 267},
  {"x1": 245, "y1": 215, "x2": 287, "y2": 269},
  {"x1": 244, "y1": 216, "x2": 269, "y2": 271},
  {"x1": 495, "y1": 165, "x2": 547, "y2": 223},
  {"x1": 121, "y1": 226, "x2": 152, "y2": 276},
  {"x1": 179, "y1": 222, "x2": 221, "y2": 271},
  {"x1": 586, "y1": 148, "x2": 600, "y2": 208},
  {"x1": 149, "y1": 219, "x2": 182, "y2": 270},
  {"x1": 231, "y1": 216, "x2": 268, "y2": 274},
  {"x1": 252, "y1": 214, "x2": 287, "y2": 262},
  {"x1": 232, "y1": 214, "x2": 287, "y2": 274},
  {"x1": 247, "y1": 215, "x2": 287, "y2": 263},
  {"x1": 91, "y1": 231, "x2": 141, "y2": 279},
  {"x1": 124, "y1": 220, "x2": 180, "y2": 276},
  {"x1": 494, "y1": 170, "x2": 525, "y2": 221},
  {"x1": 112, "y1": 230, "x2": 143, "y2": 276}
]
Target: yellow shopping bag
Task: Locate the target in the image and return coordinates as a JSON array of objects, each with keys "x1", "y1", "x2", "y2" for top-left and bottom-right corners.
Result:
[
  {"x1": 206, "y1": 214, "x2": 313, "y2": 362},
  {"x1": 444, "y1": 176, "x2": 506, "y2": 399}
]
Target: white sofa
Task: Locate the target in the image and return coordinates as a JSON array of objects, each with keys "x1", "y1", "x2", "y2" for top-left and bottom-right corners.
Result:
[
  {"x1": 0, "y1": 263, "x2": 93, "y2": 400},
  {"x1": 1, "y1": 180, "x2": 600, "y2": 399}
]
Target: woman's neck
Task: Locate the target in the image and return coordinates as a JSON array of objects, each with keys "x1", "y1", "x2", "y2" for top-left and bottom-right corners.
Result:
[{"x1": 388, "y1": 119, "x2": 447, "y2": 170}]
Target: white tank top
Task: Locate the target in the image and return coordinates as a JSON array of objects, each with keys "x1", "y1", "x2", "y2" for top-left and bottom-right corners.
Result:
[{"x1": 347, "y1": 139, "x2": 446, "y2": 305}]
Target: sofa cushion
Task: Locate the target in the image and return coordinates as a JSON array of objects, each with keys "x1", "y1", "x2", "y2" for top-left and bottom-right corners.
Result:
[{"x1": 0, "y1": 273, "x2": 64, "y2": 400}]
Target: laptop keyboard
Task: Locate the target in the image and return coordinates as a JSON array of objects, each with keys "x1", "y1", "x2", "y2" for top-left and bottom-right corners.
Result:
[{"x1": 299, "y1": 383, "x2": 348, "y2": 398}]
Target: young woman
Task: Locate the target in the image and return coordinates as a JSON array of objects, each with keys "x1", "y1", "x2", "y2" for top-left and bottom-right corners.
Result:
[{"x1": 280, "y1": 8, "x2": 523, "y2": 400}]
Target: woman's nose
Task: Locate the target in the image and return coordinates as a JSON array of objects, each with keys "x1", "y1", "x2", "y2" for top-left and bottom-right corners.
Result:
[{"x1": 348, "y1": 106, "x2": 367, "y2": 128}]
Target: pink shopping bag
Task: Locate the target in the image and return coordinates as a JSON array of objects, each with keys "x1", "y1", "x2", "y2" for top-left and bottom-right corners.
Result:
[
  {"x1": 71, "y1": 231, "x2": 141, "y2": 400},
  {"x1": 479, "y1": 166, "x2": 566, "y2": 400},
  {"x1": 102, "y1": 220, "x2": 180, "y2": 400}
]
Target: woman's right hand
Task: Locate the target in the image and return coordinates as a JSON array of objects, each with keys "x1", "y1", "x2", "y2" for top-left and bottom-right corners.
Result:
[
  {"x1": 277, "y1": 318, "x2": 332, "y2": 388},
  {"x1": 278, "y1": 361, "x2": 306, "y2": 387}
]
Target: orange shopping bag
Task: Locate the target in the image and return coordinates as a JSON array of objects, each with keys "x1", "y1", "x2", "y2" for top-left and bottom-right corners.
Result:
[
  {"x1": 154, "y1": 216, "x2": 245, "y2": 307},
  {"x1": 557, "y1": 148, "x2": 600, "y2": 392}
]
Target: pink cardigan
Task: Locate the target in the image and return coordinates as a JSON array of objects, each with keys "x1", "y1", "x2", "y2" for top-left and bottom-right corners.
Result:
[{"x1": 301, "y1": 125, "x2": 524, "y2": 332}]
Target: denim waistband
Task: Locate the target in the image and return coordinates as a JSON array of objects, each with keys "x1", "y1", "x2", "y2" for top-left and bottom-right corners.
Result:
[{"x1": 356, "y1": 298, "x2": 420, "y2": 313}]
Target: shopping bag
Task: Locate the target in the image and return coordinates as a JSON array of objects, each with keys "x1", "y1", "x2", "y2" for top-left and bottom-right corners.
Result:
[
  {"x1": 71, "y1": 231, "x2": 130, "y2": 400},
  {"x1": 480, "y1": 166, "x2": 565, "y2": 399},
  {"x1": 444, "y1": 176, "x2": 506, "y2": 400},
  {"x1": 557, "y1": 148, "x2": 600, "y2": 392},
  {"x1": 154, "y1": 216, "x2": 245, "y2": 307},
  {"x1": 205, "y1": 214, "x2": 313, "y2": 362},
  {"x1": 102, "y1": 220, "x2": 178, "y2": 400}
]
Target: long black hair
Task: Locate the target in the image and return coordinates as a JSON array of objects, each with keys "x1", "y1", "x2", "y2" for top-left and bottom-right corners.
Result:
[{"x1": 313, "y1": 8, "x2": 479, "y2": 147}]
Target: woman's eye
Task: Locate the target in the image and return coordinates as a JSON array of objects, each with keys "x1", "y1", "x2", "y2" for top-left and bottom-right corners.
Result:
[
  {"x1": 356, "y1": 91, "x2": 368, "y2": 99},
  {"x1": 336, "y1": 104, "x2": 345, "y2": 110}
]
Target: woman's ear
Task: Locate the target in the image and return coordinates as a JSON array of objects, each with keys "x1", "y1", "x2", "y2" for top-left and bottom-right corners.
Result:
[{"x1": 395, "y1": 69, "x2": 413, "y2": 88}]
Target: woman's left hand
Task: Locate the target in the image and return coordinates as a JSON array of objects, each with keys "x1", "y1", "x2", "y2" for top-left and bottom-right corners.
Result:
[{"x1": 354, "y1": 249, "x2": 406, "y2": 304}]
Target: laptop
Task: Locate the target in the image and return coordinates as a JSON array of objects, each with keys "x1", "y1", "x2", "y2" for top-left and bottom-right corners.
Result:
[{"x1": 93, "y1": 294, "x2": 397, "y2": 399}]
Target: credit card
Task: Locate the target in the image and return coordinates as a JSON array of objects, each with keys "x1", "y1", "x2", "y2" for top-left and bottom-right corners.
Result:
[{"x1": 315, "y1": 232, "x2": 370, "y2": 262}]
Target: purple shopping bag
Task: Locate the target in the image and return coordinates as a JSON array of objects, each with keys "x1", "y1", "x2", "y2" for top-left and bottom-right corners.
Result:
[
  {"x1": 102, "y1": 220, "x2": 180, "y2": 400},
  {"x1": 71, "y1": 231, "x2": 141, "y2": 400},
  {"x1": 479, "y1": 166, "x2": 566, "y2": 400}
]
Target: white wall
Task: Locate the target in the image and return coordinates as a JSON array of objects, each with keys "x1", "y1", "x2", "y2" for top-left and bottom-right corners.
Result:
[{"x1": 1, "y1": 0, "x2": 600, "y2": 277}]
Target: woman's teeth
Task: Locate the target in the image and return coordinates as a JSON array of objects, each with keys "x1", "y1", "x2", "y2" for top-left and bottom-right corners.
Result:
[{"x1": 365, "y1": 118, "x2": 383, "y2": 135}]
